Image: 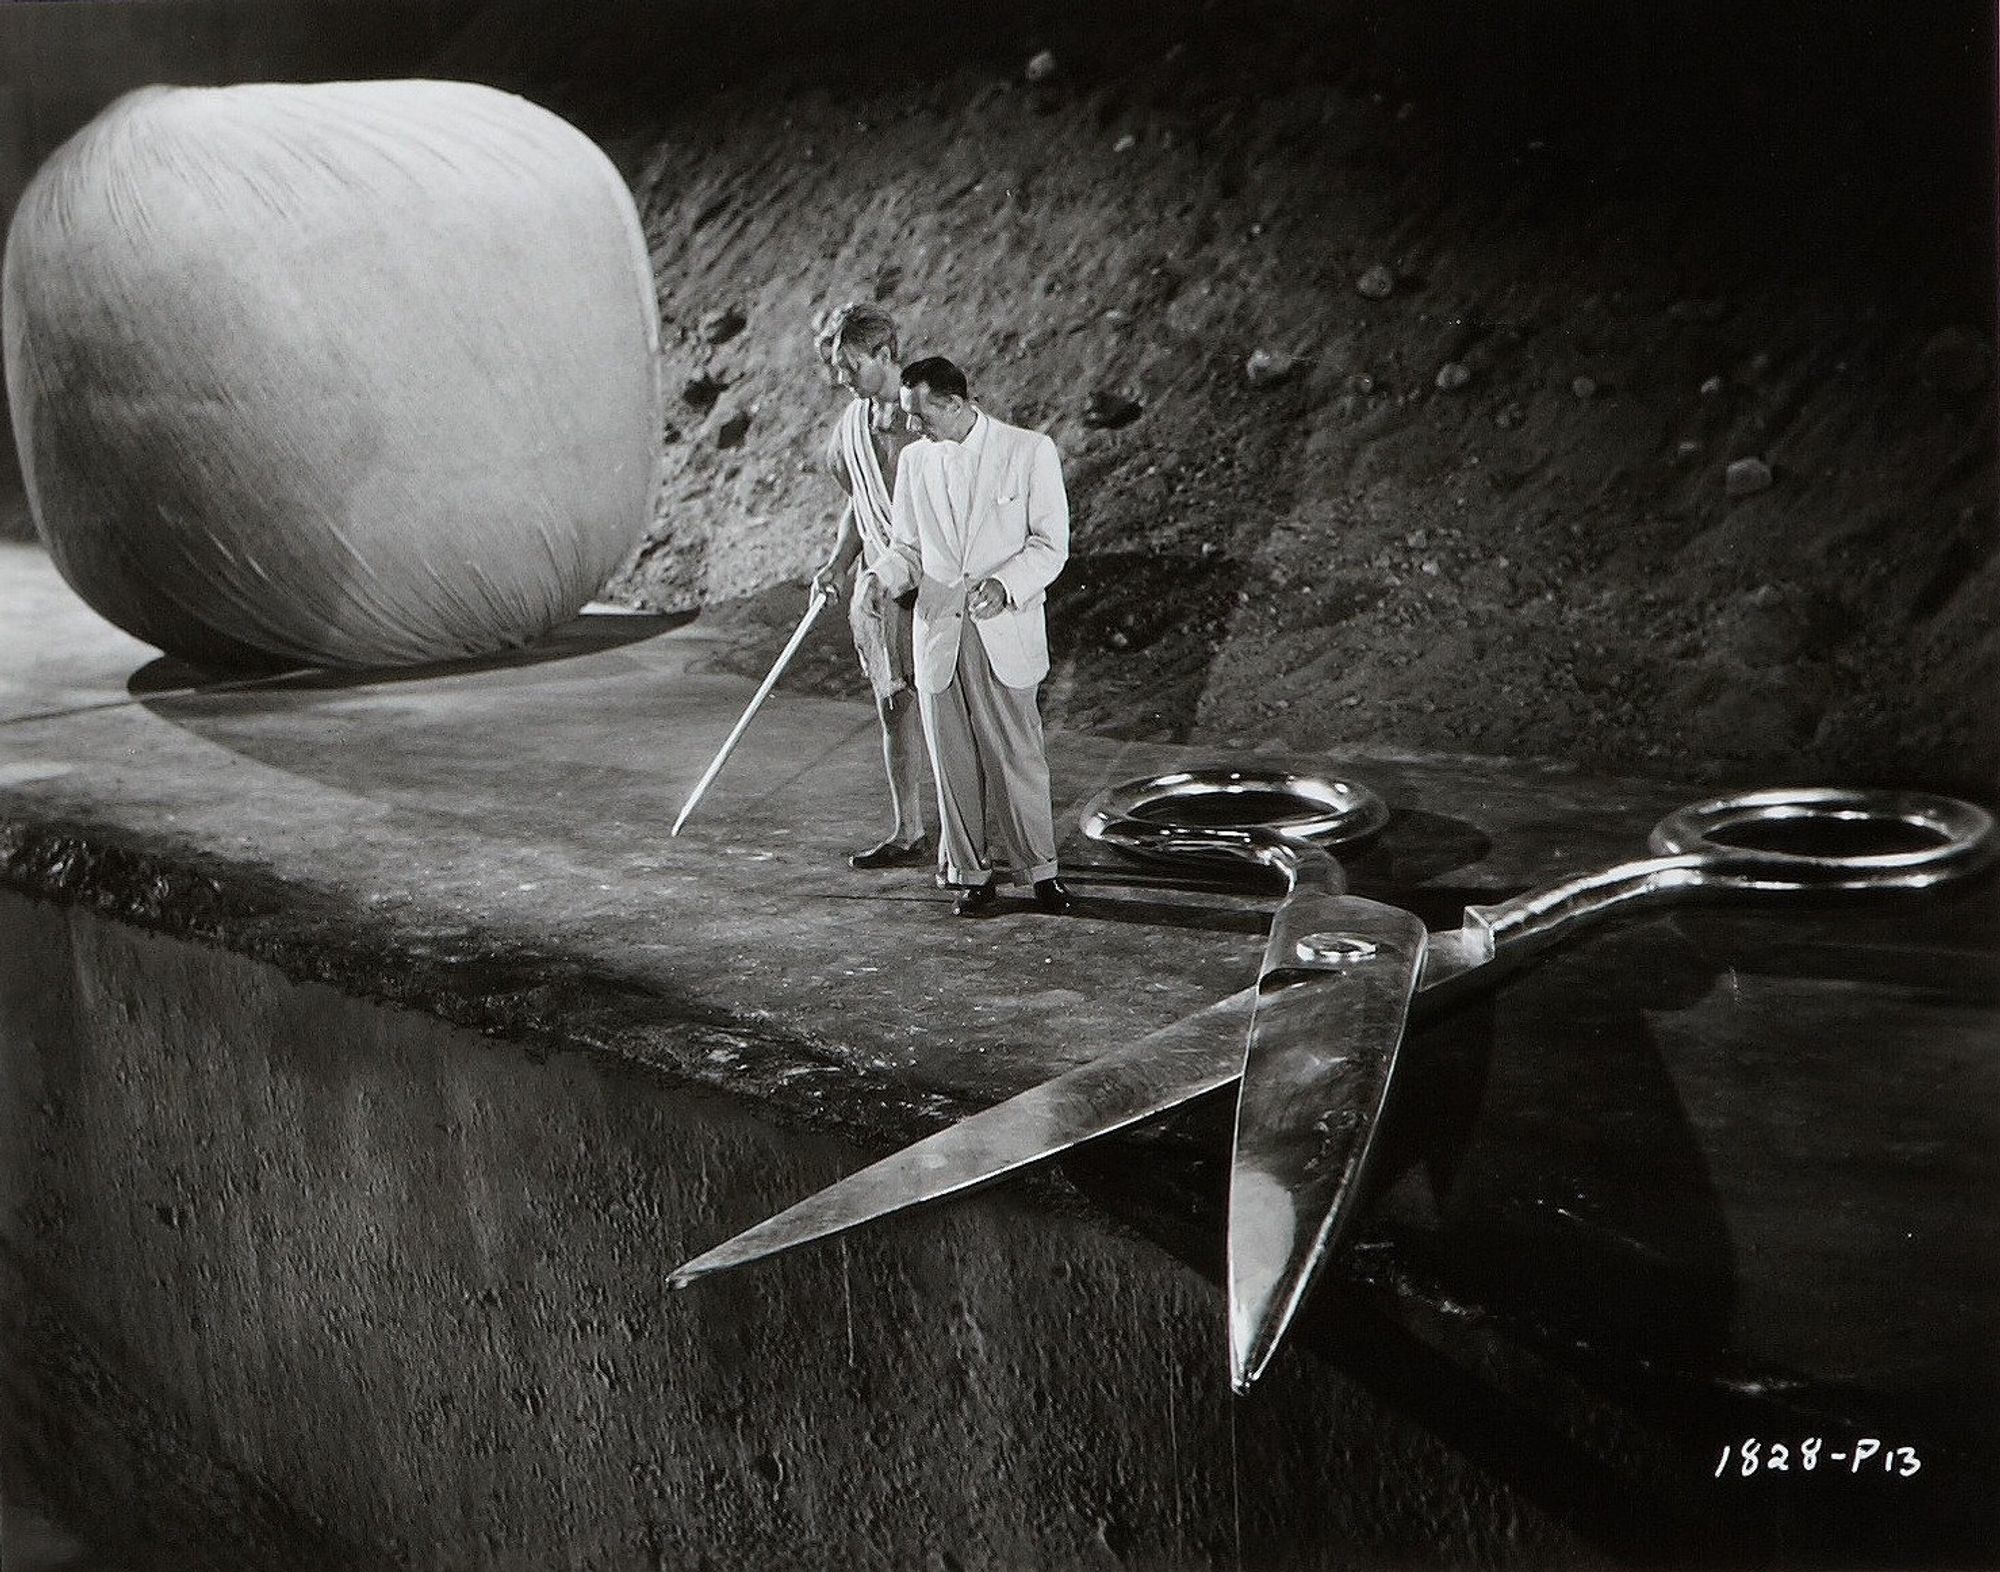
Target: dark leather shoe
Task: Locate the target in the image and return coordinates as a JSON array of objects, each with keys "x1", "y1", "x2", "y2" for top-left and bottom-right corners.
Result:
[
  {"x1": 1033, "y1": 877, "x2": 1074, "y2": 915},
  {"x1": 954, "y1": 882, "x2": 998, "y2": 917},
  {"x1": 850, "y1": 836, "x2": 930, "y2": 870}
]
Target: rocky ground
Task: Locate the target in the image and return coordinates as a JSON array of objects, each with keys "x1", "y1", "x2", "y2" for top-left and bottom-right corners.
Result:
[
  {"x1": 12, "y1": 1, "x2": 1995, "y2": 795},
  {"x1": 448, "y1": 0, "x2": 1994, "y2": 793}
]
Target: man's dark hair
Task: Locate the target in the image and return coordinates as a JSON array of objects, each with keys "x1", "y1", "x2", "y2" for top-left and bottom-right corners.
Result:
[{"x1": 901, "y1": 356, "x2": 969, "y2": 402}]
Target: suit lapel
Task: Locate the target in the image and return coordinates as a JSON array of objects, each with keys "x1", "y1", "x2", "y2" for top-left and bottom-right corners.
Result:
[
  {"x1": 924, "y1": 443, "x2": 956, "y2": 547},
  {"x1": 963, "y1": 416, "x2": 999, "y2": 540}
]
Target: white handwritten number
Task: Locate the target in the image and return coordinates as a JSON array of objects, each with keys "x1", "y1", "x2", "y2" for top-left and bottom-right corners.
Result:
[{"x1": 1715, "y1": 1436, "x2": 1914, "y2": 1480}]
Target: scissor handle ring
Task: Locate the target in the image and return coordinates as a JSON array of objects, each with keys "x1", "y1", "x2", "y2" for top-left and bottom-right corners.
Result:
[
  {"x1": 1080, "y1": 767, "x2": 1391, "y2": 867},
  {"x1": 1648, "y1": 786, "x2": 1999, "y2": 891}
]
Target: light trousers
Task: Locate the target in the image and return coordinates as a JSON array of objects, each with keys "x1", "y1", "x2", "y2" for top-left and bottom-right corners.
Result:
[{"x1": 918, "y1": 627, "x2": 1058, "y2": 888}]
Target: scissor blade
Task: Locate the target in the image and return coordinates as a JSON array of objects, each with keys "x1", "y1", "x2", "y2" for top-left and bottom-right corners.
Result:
[
  {"x1": 1226, "y1": 891, "x2": 1429, "y2": 1393},
  {"x1": 668, "y1": 985, "x2": 1258, "y2": 1287}
]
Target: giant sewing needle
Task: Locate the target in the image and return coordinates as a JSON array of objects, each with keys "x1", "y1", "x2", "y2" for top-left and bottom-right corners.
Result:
[{"x1": 671, "y1": 592, "x2": 827, "y2": 836}]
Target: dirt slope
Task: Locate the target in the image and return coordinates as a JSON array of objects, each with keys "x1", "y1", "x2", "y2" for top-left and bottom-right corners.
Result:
[{"x1": 469, "y1": 3, "x2": 1989, "y2": 791}]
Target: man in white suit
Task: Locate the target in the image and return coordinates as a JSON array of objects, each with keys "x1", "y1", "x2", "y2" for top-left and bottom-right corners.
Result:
[{"x1": 869, "y1": 356, "x2": 1073, "y2": 917}]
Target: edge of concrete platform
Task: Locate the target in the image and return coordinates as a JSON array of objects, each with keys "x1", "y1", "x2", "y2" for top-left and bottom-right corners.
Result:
[{"x1": 0, "y1": 810, "x2": 981, "y2": 1151}]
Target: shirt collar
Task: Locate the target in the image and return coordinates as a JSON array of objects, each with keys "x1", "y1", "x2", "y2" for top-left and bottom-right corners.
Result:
[{"x1": 956, "y1": 409, "x2": 990, "y2": 457}]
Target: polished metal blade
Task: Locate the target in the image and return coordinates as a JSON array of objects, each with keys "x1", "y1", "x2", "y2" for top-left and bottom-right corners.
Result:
[
  {"x1": 667, "y1": 984, "x2": 1258, "y2": 1287},
  {"x1": 1226, "y1": 891, "x2": 1429, "y2": 1393},
  {"x1": 670, "y1": 923, "x2": 1492, "y2": 1289}
]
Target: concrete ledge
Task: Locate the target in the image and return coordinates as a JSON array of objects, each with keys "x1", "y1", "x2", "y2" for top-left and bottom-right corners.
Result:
[
  {"x1": 2, "y1": 892, "x2": 1599, "y2": 1569},
  {"x1": 4, "y1": 542, "x2": 1998, "y2": 1566}
]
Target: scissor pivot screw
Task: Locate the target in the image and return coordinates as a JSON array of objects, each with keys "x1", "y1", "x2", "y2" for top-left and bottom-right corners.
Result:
[{"x1": 1295, "y1": 933, "x2": 1379, "y2": 964}]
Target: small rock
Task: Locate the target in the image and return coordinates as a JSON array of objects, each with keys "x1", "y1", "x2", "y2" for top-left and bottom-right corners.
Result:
[
  {"x1": 1420, "y1": 559, "x2": 1440, "y2": 576},
  {"x1": 1676, "y1": 439, "x2": 1702, "y2": 457},
  {"x1": 1025, "y1": 50, "x2": 1058, "y2": 82},
  {"x1": 1571, "y1": 375, "x2": 1598, "y2": 399},
  {"x1": 1245, "y1": 349, "x2": 1304, "y2": 386},
  {"x1": 1435, "y1": 361, "x2": 1472, "y2": 391},
  {"x1": 1355, "y1": 265, "x2": 1396, "y2": 300},
  {"x1": 1343, "y1": 371, "x2": 1377, "y2": 395},
  {"x1": 681, "y1": 373, "x2": 725, "y2": 411},
  {"x1": 1724, "y1": 456, "x2": 1774, "y2": 498},
  {"x1": 1494, "y1": 402, "x2": 1525, "y2": 429},
  {"x1": 1917, "y1": 325, "x2": 1992, "y2": 395},
  {"x1": 1113, "y1": 133, "x2": 1137, "y2": 153},
  {"x1": 1342, "y1": 694, "x2": 1363, "y2": 708},
  {"x1": 715, "y1": 411, "x2": 752, "y2": 449},
  {"x1": 1405, "y1": 530, "x2": 1427, "y2": 548},
  {"x1": 1699, "y1": 375, "x2": 1725, "y2": 397},
  {"x1": 1199, "y1": 540, "x2": 1218, "y2": 558},
  {"x1": 1083, "y1": 390, "x2": 1144, "y2": 429},
  {"x1": 1102, "y1": 308, "x2": 1133, "y2": 327},
  {"x1": 1748, "y1": 583, "x2": 1784, "y2": 608},
  {"x1": 699, "y1": 305, "x2": 746, "y2": 346}
]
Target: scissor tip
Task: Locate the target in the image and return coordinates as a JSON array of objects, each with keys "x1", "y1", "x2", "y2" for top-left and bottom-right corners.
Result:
[
  {"x1": 1228, "y1": 1323, "x2": 1278, "y2": 1396},
  {"x1": 1227, "y1": 1355, "x2": 1264, "y2": 1397}
]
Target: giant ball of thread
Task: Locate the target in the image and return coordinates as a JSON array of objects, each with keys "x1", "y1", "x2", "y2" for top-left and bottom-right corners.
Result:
[{"x1": 2, "y1": 78, "x2": 662, "y2": 669}]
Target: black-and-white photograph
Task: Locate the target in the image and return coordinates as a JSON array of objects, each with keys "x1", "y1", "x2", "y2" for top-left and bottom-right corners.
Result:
[{"x1": 1, "y1": 1, "x2": 1994, "y2": 1567}]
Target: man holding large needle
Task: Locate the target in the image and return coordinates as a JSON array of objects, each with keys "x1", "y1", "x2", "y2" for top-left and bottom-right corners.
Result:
[{"x1": 808, "y1": 302, "x2": 932, "y2": 870}]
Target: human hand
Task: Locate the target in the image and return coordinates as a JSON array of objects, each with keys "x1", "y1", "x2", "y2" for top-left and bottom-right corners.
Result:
[
  {"x1": 811, "y1": 563, "x2": 844, "y2": 602},
  {"x1": 967, "y1": 577, "x2": 1008, "y2": 619}
]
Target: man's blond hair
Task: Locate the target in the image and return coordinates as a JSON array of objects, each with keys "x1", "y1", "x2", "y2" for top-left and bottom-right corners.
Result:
[{"x1": 813, "y1": 301, "x2": 899, "y2": 370}]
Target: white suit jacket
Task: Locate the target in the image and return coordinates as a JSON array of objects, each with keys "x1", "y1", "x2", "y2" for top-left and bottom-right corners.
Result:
[{"x1": 874, "y1": 412, "x2": 1069, "y2": 693}]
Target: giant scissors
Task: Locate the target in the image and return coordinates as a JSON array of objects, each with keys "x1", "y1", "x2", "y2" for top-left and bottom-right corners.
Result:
[{"x1": 670, "y1": 769, "x2": 1996, "y2": 1392}]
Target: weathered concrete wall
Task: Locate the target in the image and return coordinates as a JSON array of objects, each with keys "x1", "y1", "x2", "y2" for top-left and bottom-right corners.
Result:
[{"x1": 0, "y1": 889, "x2": 1589, "y2": 1570}]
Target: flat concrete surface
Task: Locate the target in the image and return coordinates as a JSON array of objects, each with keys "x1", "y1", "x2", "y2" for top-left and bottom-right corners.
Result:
[{"x1": 4, "y1": 539, "x2": 1999, "y2": 1563}]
